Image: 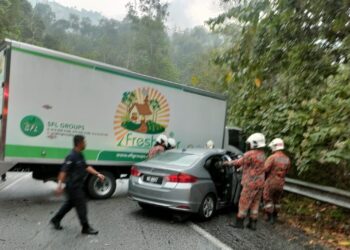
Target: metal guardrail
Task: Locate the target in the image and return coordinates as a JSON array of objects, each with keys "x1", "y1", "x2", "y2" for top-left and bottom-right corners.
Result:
[{"x1": 284, "y1": 178, "x2": 350, "y2": 210}]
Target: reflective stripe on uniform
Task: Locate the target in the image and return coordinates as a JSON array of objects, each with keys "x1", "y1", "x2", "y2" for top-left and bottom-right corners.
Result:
[
  {"x1": 238, "y1": 210, "x2": 248, "y2": 217},
  {"x1": 264, "y1": 203, "x2": 274, "y2": 209},
  {"x1": 251, "y1": 210, "x2": 259, "y2": 215}
]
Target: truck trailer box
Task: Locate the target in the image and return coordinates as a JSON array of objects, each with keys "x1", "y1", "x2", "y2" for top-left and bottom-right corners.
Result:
[{"x1": 0, "y1": 40, "x2": 227, "y2": 198}]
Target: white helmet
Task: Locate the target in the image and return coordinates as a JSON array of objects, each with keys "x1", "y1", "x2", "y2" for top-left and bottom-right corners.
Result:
[
  {"x1": 269, "y1": 138, "x2": 284, "y2": 152},
  {"x1": 168, "y1": 138, "x2": 177, "y2": 149},
  {"x1": 156, "y1": 134, "x2": 168, "y2": 145},
  {"x1": 206, "y1": 140, "x2": 215, "y2": 149},
  {"x1": 246, "y1": 133, "x2": 266, "y2": 149}
]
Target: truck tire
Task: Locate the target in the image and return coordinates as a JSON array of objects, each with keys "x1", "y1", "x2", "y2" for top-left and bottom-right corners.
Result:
[
  {"x1": 87, "y1": 171, "x2": 116, "y2": 199},
  {"x1": 198, "y1": 194, "x2": 216, "y2": 221}
]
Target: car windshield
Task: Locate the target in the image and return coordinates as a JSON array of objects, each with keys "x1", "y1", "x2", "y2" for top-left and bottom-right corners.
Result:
[{"x1": 149, "y1": 152, "x2": 200, "y2": 167}]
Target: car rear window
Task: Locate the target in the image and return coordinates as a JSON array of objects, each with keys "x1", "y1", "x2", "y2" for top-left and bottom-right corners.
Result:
[{"x1": 149, "y1": 152, "x2": 200, "y2": 167}]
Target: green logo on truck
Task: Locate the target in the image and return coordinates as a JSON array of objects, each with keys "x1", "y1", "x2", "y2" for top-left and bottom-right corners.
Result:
[
  {"x1": 20, "y1": 115, "x2": 44, "y2": 137},
  {"x1": 114, "y1": 87, "x2": 169, "y2": 140}
]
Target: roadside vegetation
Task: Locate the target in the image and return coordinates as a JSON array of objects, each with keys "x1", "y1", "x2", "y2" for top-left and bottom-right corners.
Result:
[{"x1": 0, "y1": 0, "x2": 349, "y2": 246}]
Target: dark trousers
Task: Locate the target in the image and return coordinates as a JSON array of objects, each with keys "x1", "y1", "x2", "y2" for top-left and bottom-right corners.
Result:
[{"x1": 52, "y1": 187, "x2": 89, "y2": 227}]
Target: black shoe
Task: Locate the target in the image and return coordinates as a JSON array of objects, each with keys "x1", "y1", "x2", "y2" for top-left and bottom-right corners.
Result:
[
  {"x1": 228, "y1": 218, "x2": 244, "y2": 229},
  {"x1": 82, "y1": 227, "x2": 99, "y2": 235},
  {"x1": 247, "y1": 218, "x2": 257, "y2": 231},
  {"x1": 266, "y1": 212, "x2": 275, "y2": 224},
  {"x1": 50, "y1": 219, "x2": 63, "y2": 230},
  {"x1": 271, "y1": 211, "x2": 278, "y2": 224}
]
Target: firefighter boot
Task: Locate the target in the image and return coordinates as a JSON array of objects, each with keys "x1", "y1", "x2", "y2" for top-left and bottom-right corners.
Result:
[
  {"x1": 229, "y1": 217, "x2": 244, "y2": 229},
  {"x1": 271, "y1": 211, "x2": 278, "y2": 224},
  {"x1": 247, "y1": 218, "x2": 257, "y2": 231},
  {"x1": 265, "y1": 212, "x2": 272, "y2": 222},
  {"x1": 266, "y1": 212, "x2": 275, "y2": 224}
]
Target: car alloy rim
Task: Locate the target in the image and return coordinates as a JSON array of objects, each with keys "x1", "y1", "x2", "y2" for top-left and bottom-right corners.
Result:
[
  {"x1": 93, "y1": 176, "x2": 112, "y2": 196},
  {"x1": 203, "y1": 196, "x2": 214, "y2": 218}
]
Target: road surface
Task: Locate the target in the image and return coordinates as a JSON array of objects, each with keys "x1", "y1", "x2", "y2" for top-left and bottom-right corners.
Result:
[{"x1": 0, "y1": 173, "x2": 326, "y2": 250}]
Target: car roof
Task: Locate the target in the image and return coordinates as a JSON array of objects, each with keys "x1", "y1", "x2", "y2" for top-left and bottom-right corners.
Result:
[{"x1": 136, "y1": 148, "x2": 227, "y2": 169}]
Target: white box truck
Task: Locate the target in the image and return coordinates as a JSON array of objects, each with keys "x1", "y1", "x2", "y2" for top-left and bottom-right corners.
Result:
[{"x1": 0, "y1": 40, "x2": 245, "y2": 198}]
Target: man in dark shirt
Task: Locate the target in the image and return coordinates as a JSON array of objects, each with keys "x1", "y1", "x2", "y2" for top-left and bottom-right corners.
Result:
[{"x1": 50, "y1": 135, "x2": 105, "y2": 235}]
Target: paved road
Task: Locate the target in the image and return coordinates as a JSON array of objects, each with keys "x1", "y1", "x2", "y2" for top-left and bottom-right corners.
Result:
[
  {"x1": 196, "y1": 210, "x2": 326, "y2": 250},
  {"x1": 0, "y1": 173, "x2": 327, "y2": 250}
]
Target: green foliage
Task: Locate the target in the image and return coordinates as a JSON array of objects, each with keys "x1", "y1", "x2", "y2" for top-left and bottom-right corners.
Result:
[
  {"x1": 122, "y1": 121, "x2": 141, "y2": 131},
  {"x1": 123, "y1": 0, "x2": 178, "y2": 81},
  {"x1": 146, "y1": 120, "x2": 165, "y2": 134},
  {"x1": 150, "y1": 99, "x2": 160, "y2": 121},
  {"x1": 329, "y1": 208, "x2": 347, "y2": 221},
  {"x1": 122, "y1": 91, "x2": 137, "y2": 108},
  {"x1": 0, "y1": 0, "x2": 220, "y2": 86},
  {"x1": 0, "y1": 0, "x2": 37, "y2": 42},
  {"x1": 121, "y1": 118, "x2": 165, "y2": 134},
  {"x1": 208, "y1": 0, "x2": 350, "y2": 189},
  {"x1": 170, "y1": 27, "x2": 223, "y2": 86}
]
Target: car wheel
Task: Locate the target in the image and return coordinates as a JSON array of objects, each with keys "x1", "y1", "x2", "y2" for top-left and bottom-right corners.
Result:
[
  {"x1": 198, "y1": 194, "x2": 216, "y2": 220},
  {"x1": 87, "y1": 171, "x2": 116, "y2": 199}
]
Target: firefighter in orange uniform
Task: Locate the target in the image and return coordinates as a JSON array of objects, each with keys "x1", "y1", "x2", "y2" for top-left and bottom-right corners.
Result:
[
  {"x1": 148, "y1": 134, "x2": 168, "y2": 159},
  {"x1": 225, "y1": 133, "x2": 266, "y2": 230},
  {"x1": 263, "y1": 138, "x2": 290, "y2": 224}
]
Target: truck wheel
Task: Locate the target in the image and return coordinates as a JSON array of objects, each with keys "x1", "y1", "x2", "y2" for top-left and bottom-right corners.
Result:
[
  {"x1": 198, "y1": 194, "x2": 216, "y2": 221},
  {"x1": 87, "y1": 171, "x2": 116, "y2": 199}
]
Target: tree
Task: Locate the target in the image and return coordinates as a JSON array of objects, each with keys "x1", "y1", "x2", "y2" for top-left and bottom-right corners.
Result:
[
  {"x1": 208, "y1": 0, "x2": 350, "y2": 189},
  {"x1": 122, "y1": 91, "x2": 137, "y2": 110},
  {"x1": 170, "y1": 26, "x2": 224, "y2": 85},
  {"x1": 124, "y1": 0, "x2": 178, "y2": 81},
  {"x1": 150, "y1": 99, "x2": 160, "y2": 121},
  {"x1": 0, "y1": 0, "x2": 38, "y2": 42}
]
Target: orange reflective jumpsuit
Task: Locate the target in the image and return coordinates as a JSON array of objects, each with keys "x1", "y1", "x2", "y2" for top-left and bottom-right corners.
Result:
[
  {"x1": 229, "y1": 149, "x2": 266, "y2": 219},
  {"x1": 263, "y1": 151, "x2": 290, "y2": 214},
  {"x1": 148, "y1": 145, "x2": 165, "y2": 159}
]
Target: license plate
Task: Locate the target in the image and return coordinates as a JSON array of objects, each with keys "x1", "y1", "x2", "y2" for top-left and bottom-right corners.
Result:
[{"x1": 143, "y1": 175, "x2": 163, "y2": 184}]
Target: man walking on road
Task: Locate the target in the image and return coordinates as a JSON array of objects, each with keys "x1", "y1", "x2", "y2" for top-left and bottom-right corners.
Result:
[
  {"x1": 50, "y1": 135, "x2": 105, "y2": 235},
  {"x1": 224, "y1": 133, "x2": 266, "y2": 230},
  {"x1": 263, "y1": 138, "x2": 290, "y2": 224}
]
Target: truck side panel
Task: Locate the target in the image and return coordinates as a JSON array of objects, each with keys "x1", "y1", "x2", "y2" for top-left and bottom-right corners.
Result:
[{"x1": 4, "y1": 46, "x2": 226, "y2": 166}]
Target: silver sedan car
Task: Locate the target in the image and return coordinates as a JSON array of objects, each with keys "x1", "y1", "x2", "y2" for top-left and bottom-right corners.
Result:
[{"x1": 128, "y1": 148, "x2": 242, "y2": 220}]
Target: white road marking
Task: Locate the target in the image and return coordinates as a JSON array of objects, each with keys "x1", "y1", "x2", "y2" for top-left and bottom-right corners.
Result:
[
  {"x1": 0, "y1": 173, "x2": 31, "y2": 192},
  {"x1": 188, "y1": 222, "x2": 233, "y2": 250}
]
